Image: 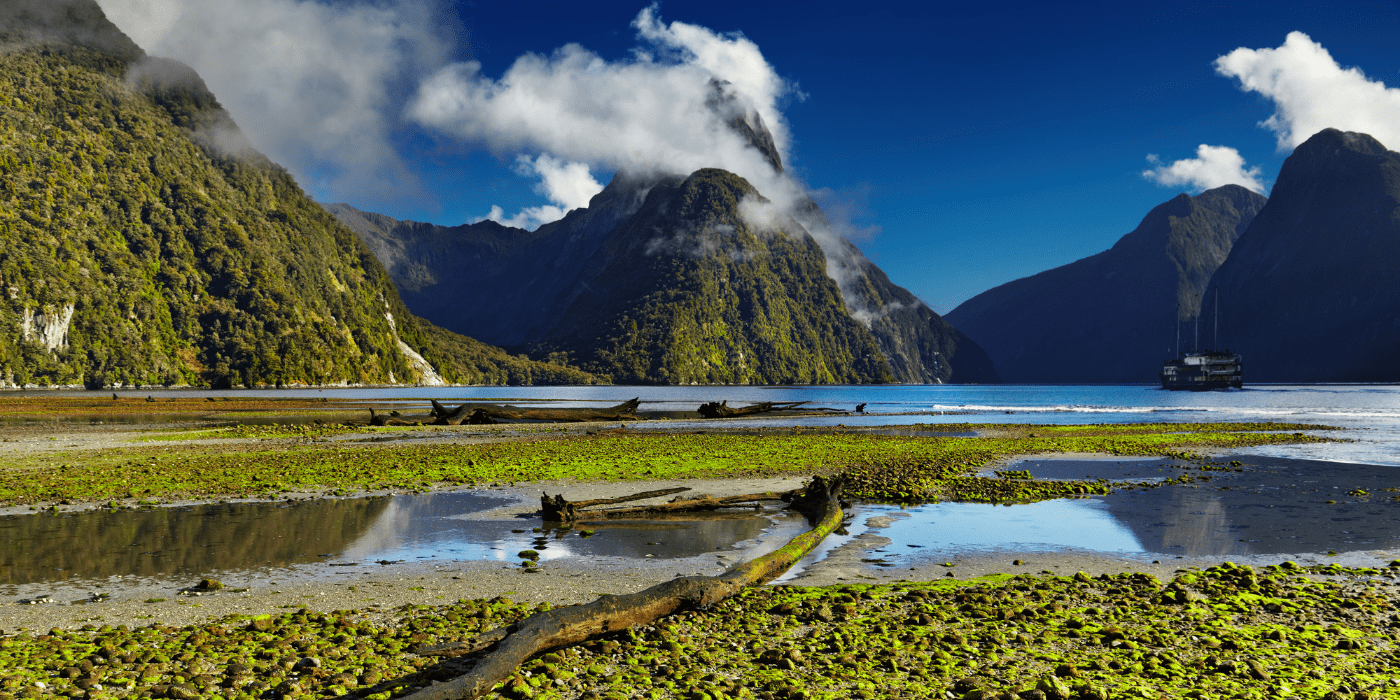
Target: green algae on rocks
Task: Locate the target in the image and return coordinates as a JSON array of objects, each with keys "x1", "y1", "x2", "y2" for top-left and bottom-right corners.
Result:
[
  {"x1": 0, "y1": 420, "x2": 1332, "y2": 509},
  {"x1": 0, "y1": 423, "x2": 1334, "y2": 507},
  {"x1": 2, "y1": 563, "x2": 1398, "y2": 700}
]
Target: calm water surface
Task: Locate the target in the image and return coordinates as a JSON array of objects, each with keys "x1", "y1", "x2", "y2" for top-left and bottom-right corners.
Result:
[
  {"x1": 0, "y1": 491, "x2": 798, "y2": 590},
  {"x1": 58, "y1": 383, "x2": 1398, "y2": 464}
]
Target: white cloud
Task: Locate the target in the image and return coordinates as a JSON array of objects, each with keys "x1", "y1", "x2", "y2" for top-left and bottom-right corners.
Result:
[
  {"x1": 1142, "y1": 144, "x2": 1266, "y2": 194},
  {"x1": 96, "y1": 0, "x2": 454, "y2": 206},
  {"x1": 1215, "y1": 31, "x2": 1400, "y2": 151},
  {"x1": 480, "y1": 155, "x2": 603, "y2": 230},
  {"x1": 407, "y1": 4, "x2": 798, "y2": 205}
]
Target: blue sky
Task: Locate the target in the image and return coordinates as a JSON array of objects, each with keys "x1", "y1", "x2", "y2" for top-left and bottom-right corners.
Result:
[{"x1": 98, "y1": 0, "x2": 1400, "y2": 313}]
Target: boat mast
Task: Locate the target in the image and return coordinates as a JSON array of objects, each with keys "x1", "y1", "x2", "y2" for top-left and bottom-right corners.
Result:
[
  {"x1": 1193, "y1": 295, "x2": 1199, "y2": 353},
  {"x1": 1213, "y1": 288, "x2": 1219, "y2": 352},
  {"x1": 1175, "y1": 302, "x2": 1181, "y2": 358}
]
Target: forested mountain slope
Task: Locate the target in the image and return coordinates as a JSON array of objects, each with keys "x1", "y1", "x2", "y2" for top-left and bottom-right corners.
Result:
[{"x1": 0, "y1": 0, "x2": 593, "y2": 387}]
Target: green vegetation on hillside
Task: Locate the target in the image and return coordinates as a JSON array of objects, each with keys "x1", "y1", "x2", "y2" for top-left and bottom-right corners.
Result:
[
  {"x1": 536, "y1": 170, "x2": 894, "y2": 385},
  {"x1": 0, "y1": 42, "x2": 593, "y2": 387}
]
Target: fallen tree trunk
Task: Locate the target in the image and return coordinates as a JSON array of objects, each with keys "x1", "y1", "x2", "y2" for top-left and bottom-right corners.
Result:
[
  {"x1": 697, "y1": 400, "x2": 808, "y2": 418},
  {"x1": 540, "y1": 487, "x2": 691, "y2": 522},
  {"x1": 403, "y1": 476, "x2": 845, "y2": 700},
  {"x1": 367, "y1": 409, "x2": 421, "y2": 427},
  {"x1": 541, "y1": 487, "x2": 796, "y2": 523},
  {"x1": 431, "y1": 398, "x2": 642, "y2": 425}
]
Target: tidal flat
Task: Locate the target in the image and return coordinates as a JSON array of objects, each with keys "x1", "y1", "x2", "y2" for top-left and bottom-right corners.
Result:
[{"x1": 1, "y1": 396, "x2": 1395, "y2": 699}]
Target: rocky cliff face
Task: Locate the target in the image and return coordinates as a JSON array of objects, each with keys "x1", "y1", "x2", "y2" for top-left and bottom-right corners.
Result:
[
  {"x1": 945, "y1": 185, "x2": 1266, "y2": 383},
  {"x1": 0, "y1": 0, "x2": 594, "y2": 387},
  {"x1": 1207, "y1": 129, "x2": 1400, "y2": 382}
]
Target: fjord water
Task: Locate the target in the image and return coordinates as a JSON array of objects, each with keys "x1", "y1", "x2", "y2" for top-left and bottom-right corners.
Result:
[{"x1": 117, "y1": 382, "x2": 1400, "y2": 465}]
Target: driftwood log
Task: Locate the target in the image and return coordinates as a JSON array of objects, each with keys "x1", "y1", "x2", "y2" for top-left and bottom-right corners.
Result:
[
  {"x1": 539, "y1": 487, "x2": 691, "y2": 522},
  {"x1": 368, "y1": 409, "x2": 422, "y2": 427},
  {"x1": 403, "y1": 476, "x2": 845, "y2": 700},
  {"x1": 430, "y1": 398, "x2": 641, "y2": 425},
  {"x1": 696, "y1": 400, "x2": 808, "y2": 418},
  {"x1": 541, "y1": 487, "x2": 796, "y2": 523}
]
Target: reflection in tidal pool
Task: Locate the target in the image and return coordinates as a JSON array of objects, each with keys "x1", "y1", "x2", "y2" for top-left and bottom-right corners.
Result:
[
  {"x1": 0, "y1": 497, "x2": 394, "y2": 585},
  {"x1": 341, "y1": 492, "x2": 787, "y2": 565},
  {"x1": 873, "y1": 455, "x2": 1400, "y2": 558},
  {"x1": 7, "y1": 455, "x2": 1396, "y2": 591},
  {"x1": 0, "y1": 491, "x2": 790, "y2": 587}
]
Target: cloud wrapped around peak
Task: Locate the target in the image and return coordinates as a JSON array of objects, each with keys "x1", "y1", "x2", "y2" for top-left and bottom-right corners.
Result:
[
  {"x1": 1215, "y1": 31, "x2": 1400, "y2": 151},
  {"x1": 408, "y1": 5, "x2": 800, "y2": 227},
  {"x1": 1142, "y1": 144, "x2": 1266, "y2": 194}
]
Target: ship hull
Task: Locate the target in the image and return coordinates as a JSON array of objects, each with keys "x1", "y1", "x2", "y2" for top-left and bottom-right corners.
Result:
[{"x1": 1160, "y1": 353, "x2": 1243, "y2": 391}]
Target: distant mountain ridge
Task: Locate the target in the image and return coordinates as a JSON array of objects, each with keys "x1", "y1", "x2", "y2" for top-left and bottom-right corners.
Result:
[
  {"x1": 0, "y1": 0, "x2": 595, "y2": 387},
  {"x1": 945, "y1": 185, "x2": 1266, "y2": 383},
  {"x1": 329, "y1": 169, "x2": 998, "y2": 385},
  {"x1": 1208, "y1": 129, "x2": 1400, "y2": 382}
]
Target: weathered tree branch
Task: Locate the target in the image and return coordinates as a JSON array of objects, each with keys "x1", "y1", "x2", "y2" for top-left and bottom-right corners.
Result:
[
  {"x1": 401, "y1": 476, "x2": 845, "y2": 700},
  {"x1": 368, "y1": 408, "x2": 420, "y2": 427},
  {"x1": 539, "y1": 487, "x2": 692, "y2": 522},
  {"x1": 430, "y1": 398, "x2": 642, "y2": 425},
  {"x1": 696, "y1": 400, "x2": 808, "y2": 418},
  {"x1": 542, "y1": 491, "x2": 797, "y2": 523}
]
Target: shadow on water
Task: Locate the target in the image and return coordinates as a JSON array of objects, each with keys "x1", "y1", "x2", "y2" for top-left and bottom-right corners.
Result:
[
  {"x1": 0, "y1": 491, "x2": 789, "y2": 587},
  {"x1": 871, "y1": 455, "x2": 1400, "y2": 558}
]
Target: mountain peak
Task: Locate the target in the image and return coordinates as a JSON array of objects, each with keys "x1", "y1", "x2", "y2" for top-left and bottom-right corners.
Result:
[
  {"x1": 706, "y1": 78, "x2": 783, "y2": 174},
  {"x1": 1296, "y1": 128, "x2": 1390, "y2": 156},
  {"x1": 0, "y1": 0, "x2": 142, "y2": 61},
  {"x1": 1206, "y1": 128, "x2": 1399, "y2": 381}
]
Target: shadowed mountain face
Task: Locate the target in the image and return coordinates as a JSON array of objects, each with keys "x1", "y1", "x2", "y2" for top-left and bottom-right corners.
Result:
[
  {"x1": 331, "y1": 170, "x2": 999, "y2": 385},
  {"x1": 1207, "y1": 129, "x2": 1400, "y2": 382},
  {"x1": 945, "y1": 185, "x2": 1266, "y2": 383},
  {"x1": 0, "y1": 0, "x2": 594, "y2": 387}
]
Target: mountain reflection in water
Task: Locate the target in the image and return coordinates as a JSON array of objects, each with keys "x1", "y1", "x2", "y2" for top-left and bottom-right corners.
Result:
[
  {"x1": 875, "y1": 455, "x2": 1400, "y2": 558},
  {"x1": 343, "y1": 492, "x2": 783, "y2": 564},
  {"x1": 0, "y1": 491, "x2": 788, "y2": 587},
  {"x1": 0, "y1": 497, "x2": 391, "y2": 584}
]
